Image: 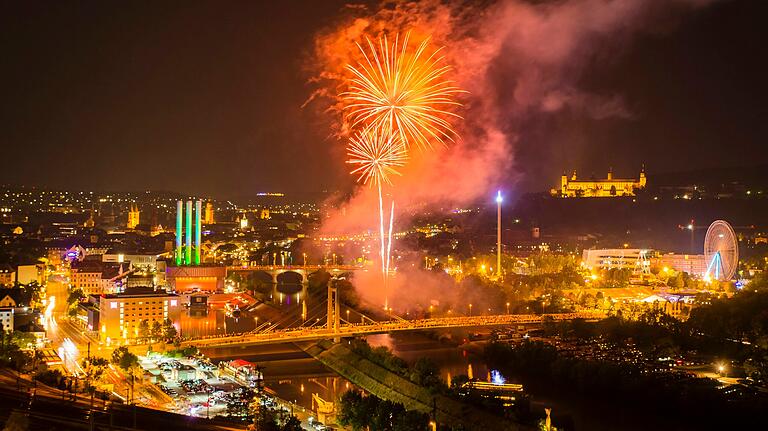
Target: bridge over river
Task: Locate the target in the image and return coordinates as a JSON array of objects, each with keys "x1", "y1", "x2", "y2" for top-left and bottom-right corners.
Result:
[{"x1": 181, "y1": 311, "x2": 606, "y2": 348}]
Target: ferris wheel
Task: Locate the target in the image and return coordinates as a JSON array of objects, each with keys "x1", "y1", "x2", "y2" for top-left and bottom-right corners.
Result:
[{"x1": 703, "y1": 220, "x2": 739, "y2": 281}]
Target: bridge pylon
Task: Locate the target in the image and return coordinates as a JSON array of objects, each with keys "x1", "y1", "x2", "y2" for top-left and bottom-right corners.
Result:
[{"x1": 327, "y1": 280, "x2": 341, "y2": 341}]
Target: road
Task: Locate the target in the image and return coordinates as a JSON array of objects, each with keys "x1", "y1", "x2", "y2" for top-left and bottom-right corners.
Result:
[{"x1": 0, "y1": 369, "x2": 244, "y2": 430}]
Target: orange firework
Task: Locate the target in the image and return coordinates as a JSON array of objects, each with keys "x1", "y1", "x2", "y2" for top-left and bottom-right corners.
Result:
[
  {"x1": 342, "y1": 32, "x2": 463, "y2": 150},
  {"x1": 346, "y1": 127, "x2": 405, "y2": 288},
  {"x1": 346, "y1": 127, "x2": 408, "y2": 186}
]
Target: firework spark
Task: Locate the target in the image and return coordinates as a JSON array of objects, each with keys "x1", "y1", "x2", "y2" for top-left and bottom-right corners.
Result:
[
  {"x1": 346, "y1": 127, "x2": 408, "y2": 186},
  {"x1": 346, "y1": 127, "x2": 406, "y2": 301},
  {"x1": 342, "y1": 32, "x2": 463, "y2": 150}
]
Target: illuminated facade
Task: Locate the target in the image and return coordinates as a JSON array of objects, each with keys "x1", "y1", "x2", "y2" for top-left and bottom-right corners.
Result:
[
  {"x1": 127, "y1": 203, "x2": 140, "y2": 229},
  {"x1": 98, "y1": 287, "x2": 181, "y2": 341},
  {"x1": 204, "y1": 202, "x2": 215, "y2": 224},
  {"x1": 655, "y1": 253, "x2": 707, "y2": 276},
  {"x1": 70, "y1": 261, "x2": 126, "y2": 295},
  {"x1": 0, "y1": 266, "x2": 15, "y2": 287},
  {"x1": 175, "y1": 200, "x2": 202, "y2": 265},
  {"x1": 582, "y1": 248, "x2": 651, "y2": 274},
  {"x1": 166, "y1": 265, "x2": 226, "y2": 293},
  {"x1": 554, "y1": 168, "x2": 646, "y2": 197}
]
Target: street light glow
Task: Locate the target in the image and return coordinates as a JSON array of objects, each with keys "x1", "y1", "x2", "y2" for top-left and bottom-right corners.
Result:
[{"x1": 495, "y1": 190, "x2": 503, "y2": 204}]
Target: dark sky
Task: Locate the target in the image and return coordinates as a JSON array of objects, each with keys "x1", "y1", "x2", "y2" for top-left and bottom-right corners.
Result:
[{"x1": 1, "y1": 0, "x2": 766, "y2": 198}]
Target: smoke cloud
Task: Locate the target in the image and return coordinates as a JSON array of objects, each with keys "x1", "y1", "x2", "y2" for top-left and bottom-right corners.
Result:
[{"x1": 305, "y1": 0, "x2": 716, "y2": 305}]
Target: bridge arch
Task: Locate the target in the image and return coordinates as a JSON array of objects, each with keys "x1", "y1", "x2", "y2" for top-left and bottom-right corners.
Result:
[{"x1": 276, "y1": 270, "x2": 308, "y2": 285}]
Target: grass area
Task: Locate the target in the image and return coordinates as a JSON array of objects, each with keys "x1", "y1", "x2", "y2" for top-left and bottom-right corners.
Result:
[{"x1": 306, "y1": 340, "x2": 526, "y2": 431}]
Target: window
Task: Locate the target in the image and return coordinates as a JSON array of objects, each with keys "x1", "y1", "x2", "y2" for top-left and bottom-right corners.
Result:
[{"x1": 110, "y1": 302, "x2": 118, "y2": 309}]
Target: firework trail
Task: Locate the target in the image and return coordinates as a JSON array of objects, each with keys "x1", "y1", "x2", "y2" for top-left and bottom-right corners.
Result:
[
  {"x1": 342, "y1": 32, "x2": 463, "y2": 309},
  {"x1": 342, "y1": 32, "x2": 463, "y2": 150},
  {"x1": 346, "y1": 128, "x2": 407, "y2": 292}
]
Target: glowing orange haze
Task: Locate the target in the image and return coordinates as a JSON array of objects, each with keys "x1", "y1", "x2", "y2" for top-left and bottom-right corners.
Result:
[
  {"x1": 306, "y1": 0, "x2": 717, "y2": 306},
  {"x1": 308, "y1": 0, "x2": 716, "y2": 236}
]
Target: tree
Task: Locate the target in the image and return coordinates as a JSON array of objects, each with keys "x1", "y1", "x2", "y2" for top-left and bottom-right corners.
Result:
[
  {"x1": 410, "y1": 357, "x2": 441, "y2": 388},
  {"x1": 673, "y1": 272, "x2": 685, "y2": 290},
  {"x1": 250, "y1": 404, "x2": 280, "y2": 431},
  {"x1": 111, "y1": 346, "x2": 139, "y2": 372},
  {"x1": 280, "y1": 415, "x2": 303, "y2": 431},
  {"x1": 338, "y1": 391, "x2": 376, "y2": 431},
  {"x1": 138, "y1": 320, "x2": 150, "y2": 342},
  {"x1": 82, "y1": 356, "x2": 109, "y2": 393},
  {"x1": 67, "y1": 287, "x2": 85, "y2": 305},
  {"x1": 150, "y1": 320, "x2": 162, "y2": 341},
  {"x1": 162, "y1": 318, "x2": 177, "y2": 341},
  {"x1": 67, "y1": 287, "x2": 85, "y2": 316},
  {"x1": 0, "y1": 331, "x2": 33, "y2": 370}
]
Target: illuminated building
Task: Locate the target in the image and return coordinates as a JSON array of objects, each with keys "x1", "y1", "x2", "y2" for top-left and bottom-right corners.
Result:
[
  {"x1": 0, "y1": 309, "x2": 12, "y2": 331},
  {"x1": 127, "y1": 203, "x2": 140, "y2": 229},
  {"x1": 554, "y1": 167, "x2": 646, "y2": 197},
  {"x1": 166, "y1": 265, "x2": 226, "y2": 293},
  {"x1": 204, "y1": 202, "x2": 215, "y2": 224},
  {"x1": 175, "y1": 199, "x2": 202, "y2": 266},
  {"x1": 655, "y1": 253, "x2": 707, "y2": 276},
  {"x1": 582, "y1": 248, "x2": 651, "y2": 274},
  {"x1": 0, "y1": 265, "x2": 15, "y2": 287},
  {"x1": 260, "y1": 209, "x2": 270, "y2": 220},
  {"x1": 70, "y1": 261, "x2": 129, "y2": 295},
  {"x1": 15, "y1": 264, "x2": 42, "y2": 285},
  {"x1": 96, "y1": 287, "x2": 181, "y2": 341},
  {"x1": 238, "y1": 213, "x2": 249, "y2": 229}
]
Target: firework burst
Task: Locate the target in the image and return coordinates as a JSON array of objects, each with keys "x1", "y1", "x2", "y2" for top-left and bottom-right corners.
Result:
[
  {"x1": 342, "y1": 32, "x2": 463, "y2": 150},
  {"x1": 346, "y1": 127, "x2": 406, "y2": 303},
  {"x1": 346, "y1": 127, "x2": 408, "y2": 186}
]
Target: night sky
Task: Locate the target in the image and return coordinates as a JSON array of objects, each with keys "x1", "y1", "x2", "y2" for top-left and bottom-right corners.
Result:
[{"x1": 1, "y1": 0, "x2": 766, "y2": 198}]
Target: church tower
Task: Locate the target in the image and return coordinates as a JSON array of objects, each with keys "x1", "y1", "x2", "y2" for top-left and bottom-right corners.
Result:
[
  {"x1": 204, "y1": 202, "x2": 215, "y2": 224},
  {"x1": 127, "y1": 204, "x2": 140, "y2": 229}
]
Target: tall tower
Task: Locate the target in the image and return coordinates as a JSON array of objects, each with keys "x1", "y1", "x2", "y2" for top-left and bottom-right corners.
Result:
[
  {"x1": 176, "y1": 199, "x2": 203, "y2": 266},
  {"x1": 194, "y1": 200, "x2": 202, "y2": 265},
  {"x1": 638, "y1": 165, "x2": 647, "y2": 188},
  {"x1": 496, "y1": 191, "x2": 503, "y2": 279},
  {"x1": 176, "y1": 201, "x2": 183, "y2": 265},
  {"x1": 560, "y1": 172, "x2": 568, "y2": 196},
  {"x1": 127, "y1": 204, "x2": 140, "y2": 229},
  {"x1": 204, "y1": 202, "x2": 215, "y2": 224},
  {"x1": 185, "y1": 200, "x2": 193, "y2": 265}
]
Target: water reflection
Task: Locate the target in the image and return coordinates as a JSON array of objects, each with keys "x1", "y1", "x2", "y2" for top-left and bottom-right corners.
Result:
[
  {"x1": 178, "y1": 306, "x2": 256, "y2": 338},
  {"x1": 268, "y1": 376, "x2": 354, "y2": 411},
  {"x1": 366, "y1": 333, "x2": 494, "y2": 385},
  {"x1": 177, "y1": 289, "x2": 308, "y2": 339}
]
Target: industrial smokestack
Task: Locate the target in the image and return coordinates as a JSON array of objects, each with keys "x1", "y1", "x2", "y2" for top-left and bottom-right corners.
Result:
[
  {"x1": 195, "y1": 200, "x2": 202, "y2": 265},
  {"x1": 176, "y1": 200, "x2": 183, "y2": 265},
  {"x1": 185, "y1": 200, "x2": 192, "y2": 265}
]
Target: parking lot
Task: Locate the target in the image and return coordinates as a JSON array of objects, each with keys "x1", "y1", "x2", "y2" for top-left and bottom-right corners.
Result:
[{"x1": 140, "y1": 354, "x2": 254, "y2": 419}]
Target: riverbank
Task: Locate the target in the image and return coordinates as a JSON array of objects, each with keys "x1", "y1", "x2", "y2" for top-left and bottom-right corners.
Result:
[{"x1": 306, "y1": 339, "x2": 529, "y2": 431}]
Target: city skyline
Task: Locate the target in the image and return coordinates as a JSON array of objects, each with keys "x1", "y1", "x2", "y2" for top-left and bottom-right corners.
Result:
[{"x1": 1, "y1": 0, "x2": 766, "y2": 198}]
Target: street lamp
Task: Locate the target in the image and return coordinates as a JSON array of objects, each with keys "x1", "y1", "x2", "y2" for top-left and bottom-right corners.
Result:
[
  {"x1": 506, "y1": 302, "x2": 510, "y2": 315},
  {"x1": 495, "y1": 190, "x2": 503, "y2": 279},
  {"x1": 468, "y1": 303, "x2": 473, "y2": 316}
]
